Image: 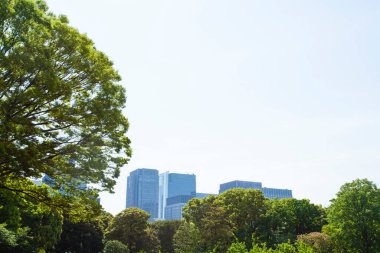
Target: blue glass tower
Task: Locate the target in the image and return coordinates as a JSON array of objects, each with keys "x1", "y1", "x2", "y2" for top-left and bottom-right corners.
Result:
[
  {"x1": 219, "y1": 180, "x2": 262, "y2": 194},
  {"x1": 219, "y1": 180, "x2": 292, "y2": 199},
  {"x1": 126, "y1": 168, "x2": 159, "y2": 220},
  {"x1": 158, "y1": 172, "x2": 196, "y2": 220}
]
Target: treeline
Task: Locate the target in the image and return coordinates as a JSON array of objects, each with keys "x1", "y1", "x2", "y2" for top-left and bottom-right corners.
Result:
[{"x1": 1, "y1": 178, "x2": 378, "y2": 253}]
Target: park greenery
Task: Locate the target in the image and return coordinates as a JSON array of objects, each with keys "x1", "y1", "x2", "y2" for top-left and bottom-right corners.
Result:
[{"x1": 0, "y1": 0, "x2": 379, "y2": 252}]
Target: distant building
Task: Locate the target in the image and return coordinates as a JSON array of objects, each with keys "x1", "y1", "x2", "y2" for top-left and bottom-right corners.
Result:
[
  {"x1": 219, "y1": 180, "x2": 262, "y2": 194},
  {"x1": 196, "y1": 192, "x2": 217, "y2": 199},
  {"x1": 159, "y1": 172, "x2": 196, "y2": 220},
  {"x1": 164, "y1": 194, "x2": 194, "y2": 220},
  {"x1": 262, "y1": 187, "x2": 292, "y2": 199},
  {"x1": 219, "y1": 180, "x2": 292, "y2": 199},
  {"x1": 126, "y1": 168, "x2": 159, "y2": 220}
]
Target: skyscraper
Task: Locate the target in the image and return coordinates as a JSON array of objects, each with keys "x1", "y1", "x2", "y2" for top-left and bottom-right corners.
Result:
[
  {"x1": 219, "y1": 180, "x2": 292, "y2": 199},
  {"x1": 158, "y1": 172, "x2": 196, "y2": 220},
  {"x1": 219, "y1": 180, "x2": 262, "y2": 194},
  {"x1": 126, "y1": 168, "x2": 159, "y2": 220}
]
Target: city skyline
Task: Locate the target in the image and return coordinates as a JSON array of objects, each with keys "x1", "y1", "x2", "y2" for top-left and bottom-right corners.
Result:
[
  {"x1": 126, "y1": 168, "x2": 293, "y2": 220},
  {"x1": 45, "y1": 0, "x2": 380, "y2": 215}
]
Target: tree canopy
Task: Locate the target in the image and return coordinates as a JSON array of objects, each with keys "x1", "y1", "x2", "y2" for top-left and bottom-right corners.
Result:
[
  {"x1": 105, "y1": 208, "x2": 160, "y2": 253},
  {"x1": 0, "y1": 0, "x2": 131, "y2": 213},
  {"x1": 323, "y1": 179, "x2": 380, "y2": 253}
]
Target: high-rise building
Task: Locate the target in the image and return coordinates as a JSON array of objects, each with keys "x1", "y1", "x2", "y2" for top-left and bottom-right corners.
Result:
[
  {"x1": 126, "y1": 168, "x2": 159, "y2": 220},
  {"x1": 158, "y1": 172, "x2": 196, "y2": 220},
  {"x1": 262, "y1": 187, "x2": 292, "y2": 199},
  {"x1": 219, "y1": 180, "x2": 292, "y2": 199},
  {"x1": 219, "y1": 180, "x2": 262, "y2": 194},
  {"x1": 164, "y1": 195, "x2": 194, "y2": 220},
  {"x1": 196, "y1": 193, "x2": 217, "y2": 199}
]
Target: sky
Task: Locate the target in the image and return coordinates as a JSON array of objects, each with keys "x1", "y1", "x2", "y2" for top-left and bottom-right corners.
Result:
[{"x1": 45, "y1": 0, "x2": 380, "y2": 215}]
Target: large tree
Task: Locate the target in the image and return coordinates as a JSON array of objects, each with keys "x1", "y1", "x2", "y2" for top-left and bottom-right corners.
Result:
[
  {"x1": 217, "y1": 188, "x2": 267, "y2": 249},
  {"x1": 0, "y1": 0, "x2": 131, "y2": 214},
  {"x1": 323, "y1": 179, "x2": 380, "y2": 253},
  {"x1": 256, "y1": 198, "x2": 325, "y2": 247},
  {"x1": 183, "y1": 195, "x2": 235, "y2": 252},
  {"x1": 105, "y1": 208, "x2": 160, "y2": 253},
  {"x1": 152, "y1": 220, "x2": 182, "y2": 253},
  {"x1": 54, "y1": 212, "x2": 112, "y2": 253}
]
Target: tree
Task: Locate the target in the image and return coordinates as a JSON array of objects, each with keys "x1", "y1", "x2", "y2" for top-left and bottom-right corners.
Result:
[
  {"x1": 323, "y1": 179, "x2": 380, "y2": 253},
  {"x1": 217, "y1": 188, "x2": 267, "y2": 249},
  {"x1": 105, "y1": 208, "x2": 160, "y2": 253},
  {"x1": 227, "y1": 242, "x2": 247, "y2": 253},
  {"x1": 0, "y1": 0, "x2": 131, "y2": 214},
  {"x1": 0, "y1": 186, "x2": 63, "y2": 252},
  {"x1": 103, "y1": 240, "x2": 129, "y2": 253},
  {"x1": 172, "y1": 222, "x2": 201, "y2": 253},
  {"x1": 0, "y1": 224, "x2": 17, "y2": 252},
  {"x1": 54, "y1": 218, "x2": 104, "y2": 253},
  {"x1": 297, "y1": 232, "x2": 333, "y2": 253},
  {"x1": 183, "y1": 196, "x2": 235, "y2": 252},
  {"x1": 152, "y1": 220, "x2": 182, "y2": 253},
  {"x1": 256, "y1": 198, "x2": 325, "y2": 247}
]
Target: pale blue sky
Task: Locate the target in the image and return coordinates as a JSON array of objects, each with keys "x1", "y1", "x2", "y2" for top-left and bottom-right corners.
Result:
[{"x1": 45, "y1": 0, "x2": 380, "y2": 214}]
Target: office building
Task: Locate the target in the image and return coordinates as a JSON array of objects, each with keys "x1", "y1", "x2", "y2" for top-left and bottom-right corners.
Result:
[
  {"x1": 126, "y1": 168, "x2": 159, "y2": 220},
  {"x1": 196, "y1": 193, "x2": 217, "y2": 199},
  {"x1": 159, "y1": 172, "x2": 196, "y2": 220},
  {"x1": 219, "y1": 180, "x2": 292, "y2": 199},
  {"x1": 262, "y1": 187, "x2": 292, "y2": 199},
  {"x1": 219, "y1": 180, "x2": 262, "y2": 194},
  {"x1": 164, "y1": 195, "x2": 194, "y2": 220}
]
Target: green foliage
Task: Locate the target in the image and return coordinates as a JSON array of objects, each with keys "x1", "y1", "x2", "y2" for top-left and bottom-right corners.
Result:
[
  {"x1": 105, "y1": 208, "x2": 160, "y2": 253},
  {"x1": 323, "y1": 179, "x2": 380, "y2": 253},
  {"x1": 227, "y1": 242, "x2": 247, "y2": 253},
  {"x1": 173, "y1": 222, "x2": 202, "y2": 253},
  {"x1": 297, "y1": 232, "x2": 332, "y2": 253},
  {"x1": 103, "y1": 240, "x2": 130, "y2": 253},
  {"x1": 54, "y1": 218, "x2": 104, "y2": 253},
  {"x1": 183, "y1": 195, "x2": 235, "y2": 252},
  {"x1": 20, "y1": 202, "x2": 63, "y2": 251},
  {"x1": 0, "y1": 0, "x2": 131, "y2": 216},
  {"x1": 0, "y1": 186, "x2": 63, "y2": 252},
  {"x1": 0, "y1": 224, "x2": 17, "y2": 251},
  {"x1": 226, "y1": 240, "x2": 315, "y2": 253},
  {"x1": 217, "y1": 188, "x2": 267, "y2": 248},
  {"x1": 152, "y1": 220, "x2": 182, "y2": 253},
  {"x1": 256, "y1": 198, "x2": 325, "y2": 247}
]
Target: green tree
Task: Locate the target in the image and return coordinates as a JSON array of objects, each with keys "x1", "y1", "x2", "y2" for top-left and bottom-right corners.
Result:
[
  {"x1": 172, "y1": 222, "x2": 201, "y2": 253},
  {"x1": 152, "y1": 220, "x2": 182, "y2": 253},
  {"x1": 257, "y1": 198, "x2": 325, "y2": 247},
  {"x1": 297, "y1": 232, "x2": 332, "y2": 253},
  {"x1": 227, "y1": 242, "x2": 248, "y2": 253},
  {"x1": 323, "y1": 179, "x2": 380, "y2": 253},
  {"x1": 105, "y1": 208, "x2": 160, "y2": 253},
  {"x1": 183, "y1": 196, "x2": 235, "y2": 252},
  {"x1": 0, "y1": 224, "x2": 17, "y2": 252},
  {"x1": 103, "y1": 240, "x2": 129, "y2": 253},
  {"x1": 0, "y1": 0, "x2": 131, "y2": 214},
  {"x1": 217, "y1": 188, "x2": 267, "y2": 249},
  {"x1": 0, "y1": 187, "x2": 63, "y2": 252},
  {"x1": 54, "y1": 218, "x2": 104, "y2": 253},
  {"x1": 20, "y1": 201, "x2": 63, "y2": 251}
]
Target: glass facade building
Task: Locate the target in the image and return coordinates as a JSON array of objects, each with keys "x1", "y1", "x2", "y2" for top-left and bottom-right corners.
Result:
[
  {"x1": 126, "y1": 168, "x2": 159, "y2": 220},
  {"x1": 219, "y1": 180, "x2": 292, "y2": 199},
  {"x1": 262, "y1": 187, "x2": 292, "y2": 199},
  {"x1": 158, "y1": 172, "x2": 196, "y2": 220},
  {"x1": 165, "y1": 194, "x2": 194, "y2": 220},
  {"x1": 219, "y1": 180, "x2": 262, "y2": 194}
]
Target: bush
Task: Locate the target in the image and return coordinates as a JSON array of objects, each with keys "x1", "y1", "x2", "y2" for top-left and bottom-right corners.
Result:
[{"x1": 103, "y1": 240, "x2": 129, "y2": 253}]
